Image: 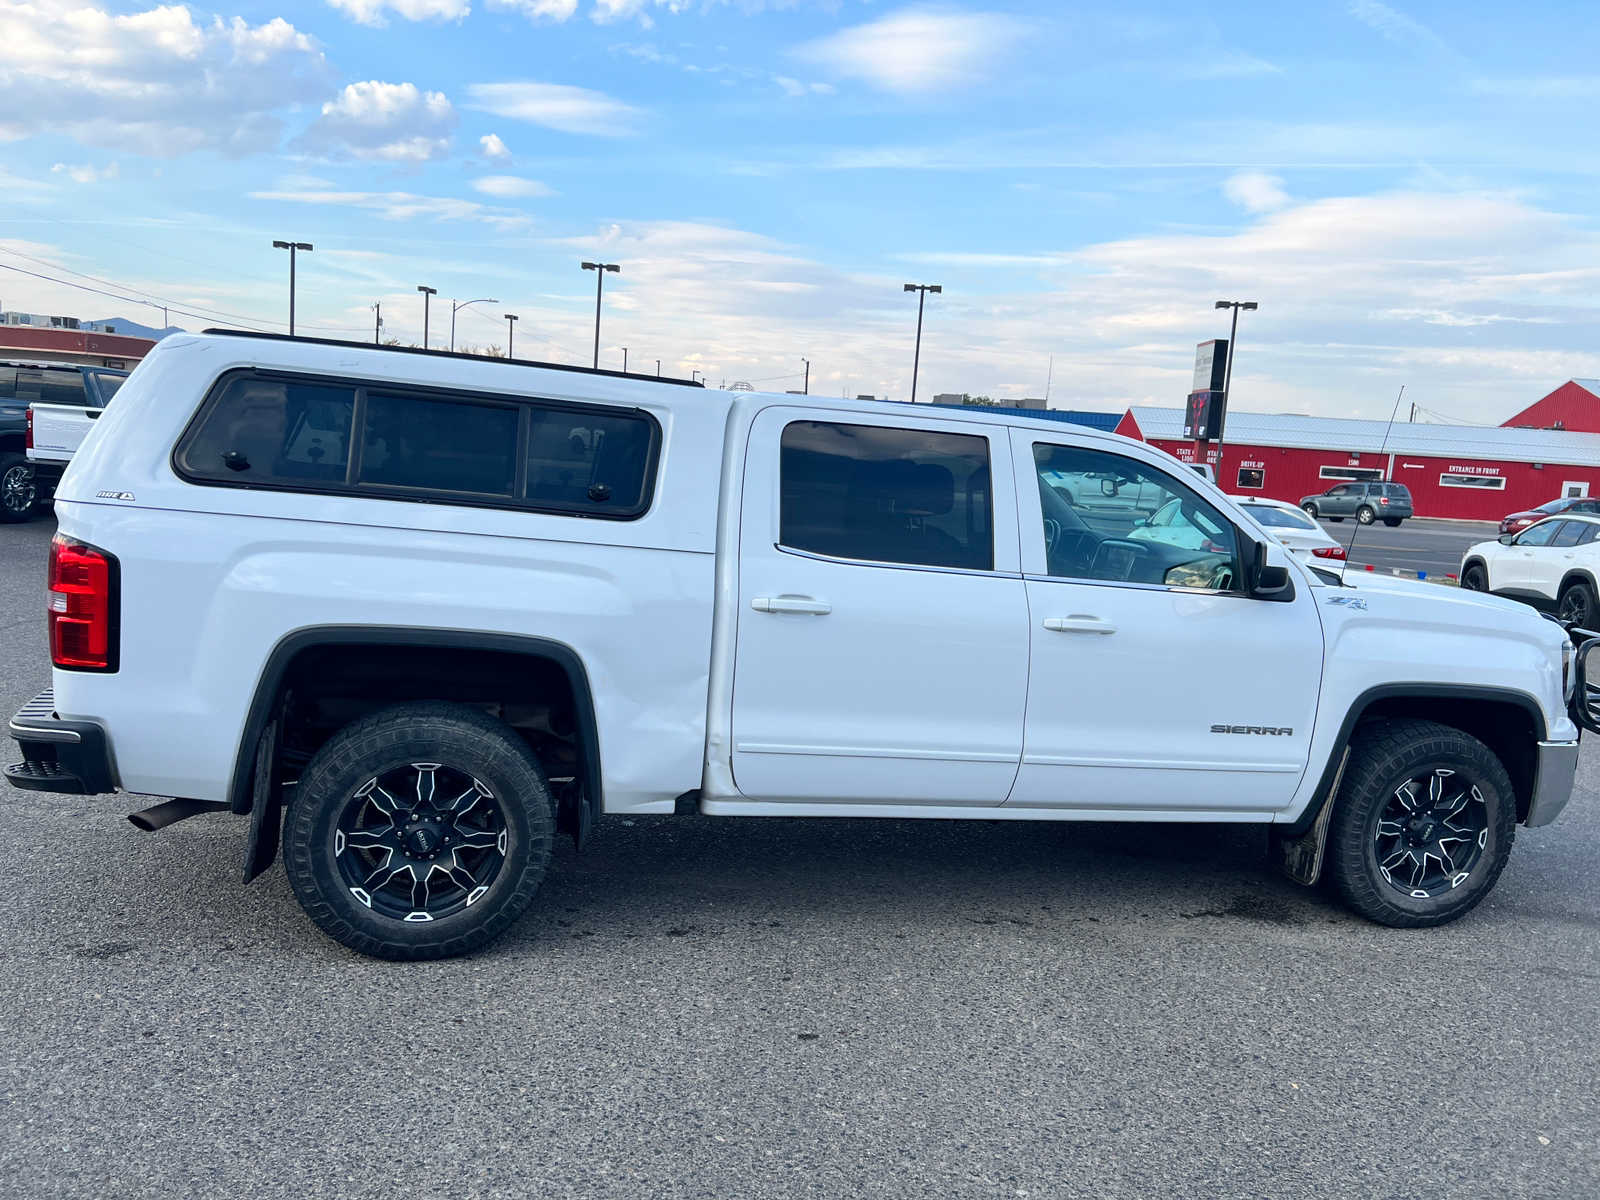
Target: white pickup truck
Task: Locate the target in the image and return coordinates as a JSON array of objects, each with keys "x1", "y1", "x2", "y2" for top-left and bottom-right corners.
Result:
[
  {"x1": 7, "y1": 331, "x2": 1591, "y2": 959},
  {"x1": 2, "y1": 361, "x2": 126, "y2": 522}
]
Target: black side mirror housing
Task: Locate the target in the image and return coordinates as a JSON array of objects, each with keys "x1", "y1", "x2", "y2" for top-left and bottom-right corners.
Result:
[
  {"x1": 1498, "y1": 533, "x2": 1515, "y2": 544},
  {"x1": 1248, "y1": 539, "x2": 1295, "y2": 602}
]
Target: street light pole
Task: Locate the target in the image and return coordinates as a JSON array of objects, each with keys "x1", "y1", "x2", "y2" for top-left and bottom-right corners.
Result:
[
  {"x1": 449, "y1": 297, "x2": 499, "y2": 353},
  {"x1": 1212, "y1": 299, "x2": 1258, "y2": 475},
  {"x1": 802, "y1": 357, "x2": 810, "y2": 395},
  {"x1": 621, "y1": 347, "x2": 628, "y2": 373},
  {"x1": 580, "y1": 261, "x2": 620, "y2": 369},
  {"x1": 505, "y1": 314, "x2": 518, "y2": 358},
  {"x1": 271, "y1": 240, "x2": 312, "y2": 336},
  {"x1": 417, "y1": 285, "x2": 436, "y2": 349},
  {"x1": 372, "y1": 302, "x2": 381, "y2": 344},
  {"x1": 903, "y1": 283, "x2": 941, "y2": 403},
  {"x1": 655, "y1": 359, "x2": 661, "y2": 377}
]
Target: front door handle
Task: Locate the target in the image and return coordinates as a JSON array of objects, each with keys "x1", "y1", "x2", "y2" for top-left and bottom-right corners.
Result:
[
  {"x1": 752, "y1": 596, "x2": 832, "y2": 615},
  {"x1": 1043, "y1": 615, "x2": 1116, "y2": 635}
]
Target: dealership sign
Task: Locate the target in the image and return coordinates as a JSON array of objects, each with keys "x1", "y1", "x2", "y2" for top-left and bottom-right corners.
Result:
[{"x1": 1183, "y1": 339, "x2": 1230, "y2": 440}]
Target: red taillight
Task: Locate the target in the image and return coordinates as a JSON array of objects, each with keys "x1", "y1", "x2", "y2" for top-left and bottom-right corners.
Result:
[
  {"x1": 1313, "y1": 545, "x2": 1348, "y2": 560},
  {"x1": 1379, "y1": 496, "x2": 1389, "y2": 505},
  {"x1": 25, "y1": 405, "x2": 33, "y2": 451},
  {"x1": 48, "y1": 535, "x2": 117, "y2": 671}
]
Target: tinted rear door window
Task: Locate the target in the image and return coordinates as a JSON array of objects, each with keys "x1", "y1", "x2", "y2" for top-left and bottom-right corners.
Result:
[
  {"x1": 780, "y1": 420, "x2": 993, "y2": 570},
  {"x1": 1551, "y1": 521, "x2": 1587, "y2": 547}
]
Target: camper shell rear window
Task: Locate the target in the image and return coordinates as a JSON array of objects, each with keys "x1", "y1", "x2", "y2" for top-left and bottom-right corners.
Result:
[{"x1": 173, "y1": 369, "x2": 661, "y2": 520}]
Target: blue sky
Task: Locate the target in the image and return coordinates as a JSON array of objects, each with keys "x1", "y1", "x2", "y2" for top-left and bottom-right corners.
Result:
[{"x1": 3, "y1": 0, "x2": 1599, "y2": 418}]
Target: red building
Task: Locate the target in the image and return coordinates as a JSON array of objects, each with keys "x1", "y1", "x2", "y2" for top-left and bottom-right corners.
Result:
[
  {"x1": 1114, "y1": 406, "x2": 1600, "y2": 522},
  {"x1": 1501, "y1": 379, "x2": 1600, "y2": 433},
  {"x1": 0, "y1": 324, "x2": 155, "y2": 369}
]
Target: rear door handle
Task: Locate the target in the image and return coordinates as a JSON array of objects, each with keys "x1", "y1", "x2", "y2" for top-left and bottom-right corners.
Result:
[
  {"x1": 752, "y1": 596, "x2": 832, "y2": 615},
  {"x1": 1043, "y1": 616, "x2": 1116, "y2": 635}
]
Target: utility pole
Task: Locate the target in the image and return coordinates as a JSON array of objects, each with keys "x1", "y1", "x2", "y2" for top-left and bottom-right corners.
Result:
[
  {"x1": 903, "y1": 283, "x2": 941, "y2": 403},
  {"x1": 271, "y1": 240, "x2": 313, "y2": 336},
  {"x1": 417, "y1": 285, "x2": 436, "y2": 349},
  {"x1": 802, "y1": 357, "x2": 810, "y2": 395},
  {"x1": 505, "y1": 313, "x2": 518, "y2": 358},
  {"x1": 1211, "y1": 299, "x2": 1258, "y2": 474},
  {"x1": 372, "y1": 302, "x2": 381, "y2": 344},
  {"x1": 581, "y1": 261, "x2": 620, "y2": 369}
]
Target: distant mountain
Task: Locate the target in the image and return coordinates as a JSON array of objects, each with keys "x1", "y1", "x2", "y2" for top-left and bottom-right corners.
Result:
[{"x1": 88, "y1": 317, "x2": 183, "y2": 341}]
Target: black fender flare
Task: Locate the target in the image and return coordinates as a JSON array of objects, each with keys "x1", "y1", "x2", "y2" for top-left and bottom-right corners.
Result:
[
  {"x1": 1281, "y1": 682, "x2": 1547, "y2": 839},
  {"x1": 235, "y1": 626, "x2": 603, "y2": 882},
  {"x1": 1556, "y1": 568, "x2": 1599, "y2": 598},
  {"x1": 1459, "y1": 556, "x2": 1488, "y2": 583}
]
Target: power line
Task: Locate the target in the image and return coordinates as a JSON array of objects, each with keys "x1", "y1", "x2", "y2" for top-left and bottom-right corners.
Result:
[{"x1": 0, "y1": 248, "x2": 369, "y2": 336}]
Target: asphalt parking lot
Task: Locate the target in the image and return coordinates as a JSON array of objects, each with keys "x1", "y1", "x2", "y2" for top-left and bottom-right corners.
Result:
[
  {"x1": 1315, "y1": 516, "x2": 1496, "y2": 579},
  {"x1": 2, "y1": 515, "x2": 1597, "y2": 1199}
]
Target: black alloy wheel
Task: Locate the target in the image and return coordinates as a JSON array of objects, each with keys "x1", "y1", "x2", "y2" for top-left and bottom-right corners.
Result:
[
  {"x1": 333, "y1": 763, "x2": 508, "y2": 922},
  {"x1": 0, "y1": 455, "x2": 36, "y2": 523},
  {"x1": 1371, "y1": 769, "x2": 1488, "y2": 899},
  {"x1": 1327, "y1": 718, "x2": 1514, "y2": 928},
  {"x1": 1558, "y1": 580, "x2": 1597, "y2": 626},
  {"x1": 1461, "y1": 563, "x2": 1487, "y2": 592},
  {"x1": 283, "y1": 701, "x2": 555, "y2": 959},
  {"x1": 1356, "y1": 505, "x2": 1376, "y2": 525}
]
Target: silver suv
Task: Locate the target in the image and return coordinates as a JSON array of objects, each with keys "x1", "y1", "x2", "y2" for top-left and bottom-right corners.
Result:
[{"x1": 1300, "y1": 481, "x2": 1413, "y2": 527}]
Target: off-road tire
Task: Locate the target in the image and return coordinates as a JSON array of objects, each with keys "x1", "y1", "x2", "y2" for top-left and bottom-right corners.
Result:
[
  {"x1": 1461, "y1": 562, "x2": 1488, "y2": 592},
  {"x1": 1356, "y1": 505, "x2": 1376, "y2": 525},
  {"x1": 283, "y1": 701, "x2": 555, "y2": 960},
  {"x1": 1327, "y1": 718, "x2": 1514, "y2": 928},
  {"x1": 0, "y1": 453, "x2": 36, "y2": 523}
]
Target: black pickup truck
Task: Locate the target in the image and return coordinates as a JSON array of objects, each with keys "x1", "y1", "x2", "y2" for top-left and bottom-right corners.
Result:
[{"x1": 0, "y1": 360, "x2": 128, "y2": 522}]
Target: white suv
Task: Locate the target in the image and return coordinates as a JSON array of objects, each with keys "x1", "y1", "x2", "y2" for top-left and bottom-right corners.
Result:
[
  {"x1": 1461, "y1": 515, "x2": 1600, "y2": 626},
  {"x1": 6, "y1": 331, "x2": 1588, "y2": 959}
]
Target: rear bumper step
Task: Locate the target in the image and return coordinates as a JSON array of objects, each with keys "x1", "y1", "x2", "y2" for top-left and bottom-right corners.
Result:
[{"x1": 5, "y1": 688, "x2": 117, "y2": 795}]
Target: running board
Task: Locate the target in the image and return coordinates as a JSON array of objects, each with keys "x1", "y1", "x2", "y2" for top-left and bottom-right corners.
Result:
[{"x1": 128, "y1": 798, "x2": 229, "y2": 832}]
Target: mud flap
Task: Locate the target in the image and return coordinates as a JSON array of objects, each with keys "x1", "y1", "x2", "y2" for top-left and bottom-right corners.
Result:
[
  {"x1": 1273, "y1": 747, "x2": 1348, "y2": 887},
  {"x1": 242, "y1": 719, "x2": 281, "y2": 883}
]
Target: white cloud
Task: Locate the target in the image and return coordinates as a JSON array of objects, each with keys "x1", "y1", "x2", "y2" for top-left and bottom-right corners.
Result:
[
  {"x1": 480, "y1": 132, "x2": 512, "y2": 159},
  {"x1": 471, "y1": 175, "x2": 554, "y2": 197},
  {"x1": 1223, "y1": 171, "x2": 1289, "y2": 213},
  {"x1": 774, "y1": 75, "x2": 833, "y2": 97},
  {"x1": 299, "y1": 81, "x2": 458, "y2": 162},
  {"x1": 486, "y1": 0, "x2": 578, "y2": 19},
  {"x1": 467, "y1": 81, "x2": 641, "y2": 136},
  {"x1": 0, "y1": 2, "x2": 332, "y2": 155},
  {"x1": 249, "y1": 186, "x2": 530, "y2": 229},
  {"x1": 325, "y1": 0, "x2": 470, "y2": 26},
  {"x1": 1185, "y1": 51, "x2": 1282, "y2": 80},
  {"x1": 52, "y1": 162, "x2": 120, "y2": 184},
  {"x1": 793, "y1": 8, "x2": 1027, "y2": 94},
  {"x1": 1347, "y1": 1, "x2": 1457, "y2": 58}
]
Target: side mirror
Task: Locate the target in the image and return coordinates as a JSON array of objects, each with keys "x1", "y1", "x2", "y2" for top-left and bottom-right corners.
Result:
[
  {"x1": 1248, "y1": 539, "x2": 1295, "y2": 602},
  {"x1": 1498, "y1": 533, "x2": 1515, "y2": 544},
  {"x1": 1100, "y1": 478, "x2": 1119, "y2": 497}
]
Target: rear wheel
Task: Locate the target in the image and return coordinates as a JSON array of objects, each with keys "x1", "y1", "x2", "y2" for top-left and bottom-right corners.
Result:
[
  {"x1": 1383, "y1": 518, "x2": 1402, "y2": 527},
  {"x1": 1327, "y1": 719, "x2": 1514, "y2": 928},
  {"x1": 1461, "y1": 563, "x2": 1487, "y2": 591},
  {"x1": 0, "y1": 454, "x2": 36, "y2": 523},
  {"x1": 283, "y1": 701, "x2": 555, "y2": 959},
  {"x1": 1557, "y1": 579, "x2": 1597, "y2": 626},
  {"x1": 1356, "y1": 505, "x2": 1376, "y2": 525}
]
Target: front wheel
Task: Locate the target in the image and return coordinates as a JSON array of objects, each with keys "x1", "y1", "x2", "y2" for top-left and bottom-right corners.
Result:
[
  {"x1": 283, "y1": 701, "x2": 555, "y2": 959},
  {"x1": 1301, "y1": 503, "x2": 1319, "y2": 519},
  {"x1": 1461, "y1": 563, "x2": 1487, "y2": 591},
  {"x1": 0, "y1": 454, "x2": 37, "y2": 523},
  {"x1": 1356, "y1": 505, "x2": 1376, "y2": 525},
  {"x1": 1326, "y1": 718, "x2": 1514, "y2": 928},
  {"x1": 1558, "y1": 579, "x2": 1597, "y2": 626}
]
